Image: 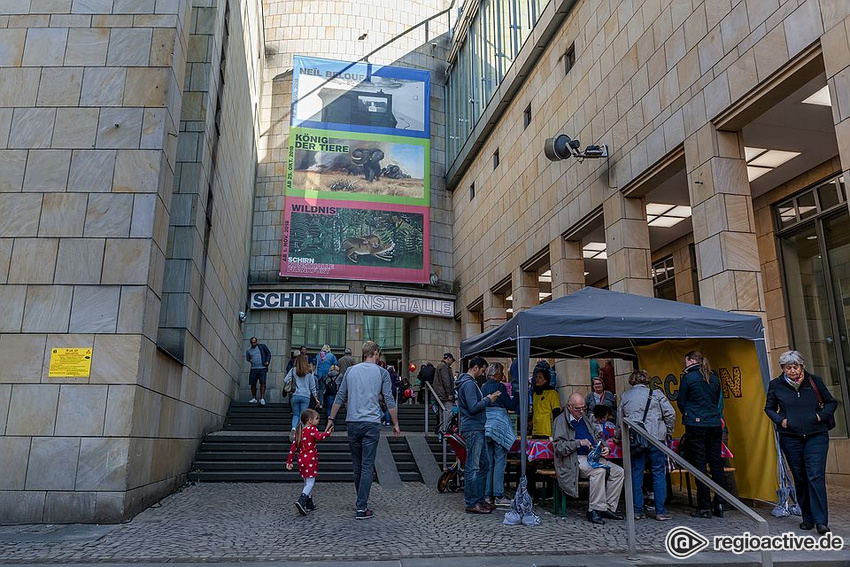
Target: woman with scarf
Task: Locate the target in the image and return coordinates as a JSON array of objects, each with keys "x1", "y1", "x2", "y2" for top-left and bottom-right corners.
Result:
[
  {"x1": 481, "y1": 362, "x2": 519, "y2": 506},
  {"x1": 765, "y1": 350, "x2": 837, "y2": 535}
]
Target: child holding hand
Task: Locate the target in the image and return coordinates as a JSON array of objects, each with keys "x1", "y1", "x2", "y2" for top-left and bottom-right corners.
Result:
[{"x1": 287, "y1": 408, "x2": 331, "y2": 515}]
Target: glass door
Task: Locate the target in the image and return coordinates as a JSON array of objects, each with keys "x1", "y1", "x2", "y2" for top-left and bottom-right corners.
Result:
[{"x1": 823, "y1": 213, "x2": 850, "y2": 436}]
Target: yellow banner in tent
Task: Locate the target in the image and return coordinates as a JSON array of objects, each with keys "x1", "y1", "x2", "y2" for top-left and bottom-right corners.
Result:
[{"x1": 636, "y1": 338, "x2": 777, "y2": 503}]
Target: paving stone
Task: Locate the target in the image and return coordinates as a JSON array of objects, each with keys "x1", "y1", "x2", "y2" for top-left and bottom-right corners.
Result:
[{"x1": 0, "y1": 481, "x2": 847, "y2": 562}]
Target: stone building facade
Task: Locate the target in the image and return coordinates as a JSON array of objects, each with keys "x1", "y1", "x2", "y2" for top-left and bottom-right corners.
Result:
[
  {"x1": 0, "y1": 0, "x2": 457, "y2": 523},
  {"x1": 447, "y1": 0, "x2": 850, "y2": 484},
  {"x1": 4, "y1": 0, "x2": 850, "y2": 524}
]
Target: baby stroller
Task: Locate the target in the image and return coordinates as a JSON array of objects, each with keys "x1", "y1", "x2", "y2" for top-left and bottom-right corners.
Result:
[{"x1": 437, "y1": 431, "x2": 466, "y2": 493}]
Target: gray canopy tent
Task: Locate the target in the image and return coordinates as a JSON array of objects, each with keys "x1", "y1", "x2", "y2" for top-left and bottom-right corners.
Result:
[{"x1": 459, "y1": 286, "x2": 771, "y2": 481}]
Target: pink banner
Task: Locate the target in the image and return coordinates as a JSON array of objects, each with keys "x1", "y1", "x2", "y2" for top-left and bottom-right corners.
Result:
[{"x1": 280, "y1": 197, "x2": 430, "y2": 284}]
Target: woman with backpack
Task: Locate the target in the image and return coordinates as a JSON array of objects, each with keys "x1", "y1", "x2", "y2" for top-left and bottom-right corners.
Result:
[{"x1": 284, "y1": 354, "x2": 320, "y2": 439}]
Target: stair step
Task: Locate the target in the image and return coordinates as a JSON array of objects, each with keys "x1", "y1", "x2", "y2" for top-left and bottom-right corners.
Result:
[
  {"x1": 193, "y1": 461, "x2": 356, "y2": 471},
  {"x1": 189, "y1": 471, "x2": 363, "y2": 482},
  {"x1": 196, "y1": 451, "x2": 357, "y2": 461}
]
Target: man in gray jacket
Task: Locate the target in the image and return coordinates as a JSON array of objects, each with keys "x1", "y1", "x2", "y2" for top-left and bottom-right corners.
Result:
[
  {"x1": 327, "y1": 341, "x2": 399, "y2": 520},
  {"x1": 553, "y1": 392, "x2": 624, "y2": 525}
]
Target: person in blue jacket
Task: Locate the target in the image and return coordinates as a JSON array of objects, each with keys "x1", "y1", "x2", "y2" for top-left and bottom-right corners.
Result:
[
  {"x1": 481, "y1": 362, "x2": 520, "y2": 507},
  {"x1": 456, "y1": 356, "x2": 501, "y2": 514},
  {"x1": 677, "y1": 350, "x2": 728, "y2": 518}
]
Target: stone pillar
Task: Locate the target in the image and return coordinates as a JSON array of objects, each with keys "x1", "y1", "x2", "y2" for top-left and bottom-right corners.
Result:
[
  {"x1": 685, "y1": 126, "x2": 764, "y2": 314},
  {"x1": 483, "y1": 291, "x2": 507, "y2": 330},
  {"x1": 511, "y1": 267, "x2": 538, "y2": 314},
  {"x1": 549, "y1": 238, "x2": 584, "y2": 299},
  {"x1": 461, "y1": 308, "x2": 482, "y2": 340},
  {"x1": 823, "y1": 14, "x2": 850, "y2": 211},
  {"x1": 346, "y1": 310, "x2": 364, "y2": 352},
  {"x1": 604, "y1": 192, "x2": 652, "y2": 296},
  {"x1": 672, "y1": 244, "x2": 697, "y2": 304}
]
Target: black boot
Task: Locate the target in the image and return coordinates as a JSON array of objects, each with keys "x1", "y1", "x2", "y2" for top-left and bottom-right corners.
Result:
[
  {"x1": 712, "y1": 503, "x2": 724, "y2": 518},
  {"x1": 296, "y1": 493, "x2": 308, "y2": 516},
  {"x1": 306, "y1": 496, "x2": 316, "y2": 511}
]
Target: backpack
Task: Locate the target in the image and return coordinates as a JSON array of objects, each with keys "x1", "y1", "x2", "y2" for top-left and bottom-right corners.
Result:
[{"x1": 325, "y1": 374, "x2": 338, "y2": 397}]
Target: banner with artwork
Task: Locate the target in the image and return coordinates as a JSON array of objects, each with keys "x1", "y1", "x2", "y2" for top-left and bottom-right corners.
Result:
[
  {"x1": 291, "y1": 56, "x2": 430, "y2": 138},
  {"x1": 287, "y1": 126, "x2": 429, "y2": 207},
  {"x1": 280, "y1": 198, "x2": 429, "y2": 283},
  {"x1": 281, "y1": 56, "x2": 431, "y2": 283}
]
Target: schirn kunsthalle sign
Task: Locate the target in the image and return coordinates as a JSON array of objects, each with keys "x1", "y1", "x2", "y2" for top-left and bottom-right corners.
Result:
[{"x1": 250, "y1": 292, "x2": 454, "y2": 318}]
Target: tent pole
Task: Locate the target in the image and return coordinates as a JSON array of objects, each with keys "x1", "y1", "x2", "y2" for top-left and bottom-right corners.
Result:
[{"x1": 518, "y1": 338, "x2": 529, "y2": 479}]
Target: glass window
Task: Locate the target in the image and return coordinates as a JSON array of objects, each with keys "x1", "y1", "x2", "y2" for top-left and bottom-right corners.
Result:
[
  {"x1": 652, "y1": 256, "x2": 676, "y2": 300},
  {"x1": 291, "y1": 313, "x2": 346, "y2": 352},
  {"x1": 363, "y1": 315, "x2": 403, "y2": 350}
]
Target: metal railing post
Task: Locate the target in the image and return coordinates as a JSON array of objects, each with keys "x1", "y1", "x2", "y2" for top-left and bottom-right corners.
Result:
[
  {"x1": 424, "y1": 386, "x2": 429, "y2": 434},
  {"x1": 621, "y1": 417, "x2": 772, "y2": 567}
]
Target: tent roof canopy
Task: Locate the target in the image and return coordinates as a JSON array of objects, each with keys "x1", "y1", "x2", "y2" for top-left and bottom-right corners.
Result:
[{"x1": 460, "y1": 287, "x2": 766, "y2": 361}]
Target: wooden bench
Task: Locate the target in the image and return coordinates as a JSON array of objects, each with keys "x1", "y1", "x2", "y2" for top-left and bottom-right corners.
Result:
[{"x1": 670, "y1": 466, "x2": 737, "y2": 507}]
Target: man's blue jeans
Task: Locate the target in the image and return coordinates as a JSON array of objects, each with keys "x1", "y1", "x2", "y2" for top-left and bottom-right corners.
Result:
[
  {"x1": 347, "y1": 421, "x2": 381, "y2": 511},
  {"x1": 485, "y1": 438, "x2": 508, "y2": 499},
  {"x1": 463, "y1": 430, "x2": 489, "y2": 507},
  {"x1": 632, "y1": 445, "x2": 668, "y2": 514}
]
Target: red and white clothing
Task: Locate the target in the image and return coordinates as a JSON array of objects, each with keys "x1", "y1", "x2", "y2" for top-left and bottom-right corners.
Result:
[{"x1": 287, "y1": 425, "x2": 330, "y2": 479}]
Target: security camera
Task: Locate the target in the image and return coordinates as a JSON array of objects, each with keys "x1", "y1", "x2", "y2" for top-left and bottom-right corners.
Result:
[{"x1": 238, "y1": 311, "x2": 247, "y2": 323}]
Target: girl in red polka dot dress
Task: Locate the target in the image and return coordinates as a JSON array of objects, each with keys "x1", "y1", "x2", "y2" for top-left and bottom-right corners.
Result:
[{"x1": 287, "y1": 408, "x2": 330, "y2": 515}]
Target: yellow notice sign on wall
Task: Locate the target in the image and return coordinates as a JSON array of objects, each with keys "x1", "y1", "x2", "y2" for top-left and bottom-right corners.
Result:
[{"x1": 48, "y1": 348, "x2": 93, "y2": 378}]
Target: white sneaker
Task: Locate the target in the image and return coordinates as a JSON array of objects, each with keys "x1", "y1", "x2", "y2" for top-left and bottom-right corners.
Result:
[
  {"x1": 259, "y1": 398, "x2": 266, "y2": 406},
  {"x1": 248, "y1": 398, "x2": 257, "y2": 403}
]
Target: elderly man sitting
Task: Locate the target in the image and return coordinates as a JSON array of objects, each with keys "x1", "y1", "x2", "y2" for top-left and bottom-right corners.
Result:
[{"x1": 553, "y1": 392, "x2": 625, "y2": 525}]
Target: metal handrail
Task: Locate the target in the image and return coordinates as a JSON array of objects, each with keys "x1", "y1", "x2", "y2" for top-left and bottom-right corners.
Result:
[
  {"x1": 424, "y1": 381, "x2": 449, "y2": 469},
  {"x1": 620, "y1": 417, "x2": 772, "y2": 566}
]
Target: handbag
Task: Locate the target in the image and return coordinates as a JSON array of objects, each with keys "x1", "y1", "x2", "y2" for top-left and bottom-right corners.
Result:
[
  {"x1": 629, "y1": 391, "x2": 654, "y2": 455},
  {"x1": 808, "y1": 375, "x2": 836, "y2": 430},
  {"x1": 283, "y1": 370, "x2": 295, "y2": 396}
]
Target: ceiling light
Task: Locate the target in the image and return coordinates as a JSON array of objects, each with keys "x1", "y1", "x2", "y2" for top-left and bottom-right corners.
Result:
[
  {"x1": 583, "y1": 271, "x2": 590, "y2": 276},
  {"x1": 744, "y1": 147, "x2": 767, "y2": 161},
  {"x1": 539, "y1": 270, "x2": 552, "y2": 283},
  {"x1": 802, "y1": 86, "x2": 831, "y2": 107},
  {"x1": 583, "y1": 242, "x2": 605, "y2": 251},
  {"x1": 646, "y1": 203, "x2": 673, "y2": 215},
  {"x1": 538, "y1": 292, "x2": 552, "y2": 300},
  {"x1": 505, "y1": 294, "x2": 513, "y2": 301},
  {"x1": 645, "y1": 203, "x2": 692, "y2": 228},
  {"x1": 749, "y1": 150, "x2": 801, "y2": 168},
  {"x1": 648, "y1": 216, "x2": 687, "y2": 228},
  {"x1": 747, "y1": 166, "x2": 771, "y2": 181}
]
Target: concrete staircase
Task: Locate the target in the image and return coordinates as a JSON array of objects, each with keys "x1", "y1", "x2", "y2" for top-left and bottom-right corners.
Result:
[{"x1": 189, "y1": 401, "x2": 433, "y2": 483}]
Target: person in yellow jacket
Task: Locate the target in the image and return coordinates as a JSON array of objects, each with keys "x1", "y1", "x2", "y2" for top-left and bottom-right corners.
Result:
[{"x1": 532, "y1": 367, "x2": 560, "y2": 437}]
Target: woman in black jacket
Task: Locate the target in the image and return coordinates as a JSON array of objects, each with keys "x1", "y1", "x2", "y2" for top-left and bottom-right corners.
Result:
[
  {"x1": 765, "y1": 350, "x2": 837, "y2": 535},
  {"x1": 677, "y1": 351, "x2": 728, "y2": 518}
]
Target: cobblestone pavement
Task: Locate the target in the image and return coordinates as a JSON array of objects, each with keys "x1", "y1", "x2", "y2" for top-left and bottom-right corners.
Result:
[{"x1": 0, "y1": 481, "x2": 848, "y2": 563}]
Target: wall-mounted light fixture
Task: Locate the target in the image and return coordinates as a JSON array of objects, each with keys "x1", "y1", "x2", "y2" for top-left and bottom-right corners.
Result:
[{"x1": 544, "y1": 134, "x2": 609, "y2": 162}]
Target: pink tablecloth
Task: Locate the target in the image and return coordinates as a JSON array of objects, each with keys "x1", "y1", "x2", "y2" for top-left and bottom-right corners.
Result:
[
  {"x1": 669, "y1": 437, "x2": 734, "y2": 459},
  {"x1": 510, "y1": 438, "x2": 623, "y2": 461}
]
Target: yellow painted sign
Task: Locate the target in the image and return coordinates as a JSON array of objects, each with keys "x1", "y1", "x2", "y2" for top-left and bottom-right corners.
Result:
[
  {"x1": 636, "y1": 338, "x2": 778, "y2": 502},
  {"x1": 48, "y1": 347, "x2": 93, "y2": 378}
]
